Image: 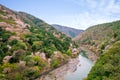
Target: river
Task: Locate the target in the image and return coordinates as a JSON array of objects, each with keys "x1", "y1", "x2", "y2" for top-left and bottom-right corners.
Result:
[
  {"x1": 66, "y1": 53, "x2": 93, "y2": 80},
  {"x1": 37, "y1": 52, "x2": 94, "y2": 80}
]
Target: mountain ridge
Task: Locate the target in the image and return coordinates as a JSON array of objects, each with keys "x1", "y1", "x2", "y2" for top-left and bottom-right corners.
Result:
[{"x1": 52, "y1": 24, "x2": 84, "y2": 38}]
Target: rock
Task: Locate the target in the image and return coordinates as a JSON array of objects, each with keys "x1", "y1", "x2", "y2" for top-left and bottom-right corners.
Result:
[
  {"x1": 7, "y1": 45, "x2": 11, "y2": 49},
  {"x1": 72, "y1": 48, "x2": 77, "y2": 53},
  {"x1": 40, "y1": 52, "x2": 46, "y2": 60},
  {"x1": 35, "y1": 52, "x2": 40, "y2": 56},
  {"x1": 9, "y1": 36, "x2": 20, "y2": 41},
  {"x1": 35, "y1": 52, "x2": 47, "y2": 60},
  {"x1": 53, "y1": 51, "x2": 62, "y2": 58},
  {"x1": 18, "y1": 61, "x2": 26, "y2": 67},
  {"x1": 0, "y1": 38, "x2": 2, "y2": 41},
  {"x1": 72, "y1": 48, "x2": 79, "y2": 56},
  {"x1": 3, "y1": 56, "x2": 12, "y2": 63},
  {"x1": 13, "y1": 50, "x2": 25, "y2": 56},
  {"x1": 105, "y1": 45, "x2": 110, "y2": 50},
  {"x1": 48, "y1": 58, "x2": 51, "y2": 64}
]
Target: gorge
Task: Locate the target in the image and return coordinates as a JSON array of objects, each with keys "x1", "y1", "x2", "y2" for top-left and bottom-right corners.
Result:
[{"x1": 0, "y1": 4, "x2": 120, "y2": 80}]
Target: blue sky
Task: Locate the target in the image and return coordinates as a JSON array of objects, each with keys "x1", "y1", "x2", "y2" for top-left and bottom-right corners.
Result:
[{"x1": 0, "y1": 0, "x2": 120, "y2": 30}]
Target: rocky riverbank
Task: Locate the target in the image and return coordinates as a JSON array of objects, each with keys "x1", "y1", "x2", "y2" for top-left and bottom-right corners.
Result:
[
  {"x1": 80, "y1": 46, "x2": 98, "y2": 62},
  {"x1": 36, "y1": 58, "x2": 79, "y2": 80}
]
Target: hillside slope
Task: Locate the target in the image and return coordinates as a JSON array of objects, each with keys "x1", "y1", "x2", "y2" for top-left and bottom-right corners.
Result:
[
  {"x1": 75, "y1": 20, "x2": 120, "y2": 56},
  {"x1": 86, "y1": 41, "x2": 120, "y2": 80},
  {"x1": 0, "y1": 4, "x2": 78, "y2": 80},
  {"x1": 74, "y1": 20, "x2": 120, "y2": 80},
  {"x1": 52, "y1": 24, "x2": 83, "y2": 38}
]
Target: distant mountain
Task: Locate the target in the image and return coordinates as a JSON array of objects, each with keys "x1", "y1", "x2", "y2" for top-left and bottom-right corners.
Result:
[
  {"x1": 52, "y1": 24, "x2": 84, "y2": 38},
  {"x1": 0, "y1": 4, "x2": 78, "y2": 80}
]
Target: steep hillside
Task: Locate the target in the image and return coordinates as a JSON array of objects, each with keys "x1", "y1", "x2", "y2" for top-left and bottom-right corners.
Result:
[
  {"x1": 75, "y1": 20, "x2": 120, "y2": 56},
  {"x1": 52, "y1": 24, "x2": 83, "y2": 38},
  {"x1": 0, "y1": 4, "x2": 78, "y2": 80},
  {"x1": 86, "y1": 41, "x2": 120, "y2": 80},
  {"x1": 74, "y1": 20, "x2": 120, "y2": 80}
]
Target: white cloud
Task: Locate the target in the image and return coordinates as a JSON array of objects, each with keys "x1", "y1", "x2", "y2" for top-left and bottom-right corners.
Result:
[{"x1": 48, "y1": 0, "x2": 120, "y2": 30}]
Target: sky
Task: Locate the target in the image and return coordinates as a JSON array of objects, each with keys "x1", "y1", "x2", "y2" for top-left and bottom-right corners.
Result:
[{"x1": 0, "y1": 0, "x2": 120, "y2": 30}]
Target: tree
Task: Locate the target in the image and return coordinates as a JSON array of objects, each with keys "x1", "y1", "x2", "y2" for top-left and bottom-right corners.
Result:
[{"x1": 32, "y1": 41, "x2": 42, "y2": 52}]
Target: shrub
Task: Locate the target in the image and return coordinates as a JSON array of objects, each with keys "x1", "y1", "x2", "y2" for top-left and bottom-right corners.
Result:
[
  {"x1": 14, "y1": 73, "x2": 23, "y2": 80},
  {"x1": 65, "y1": 50, "x2": 72, "y2": 56},
  {"x1": 9, "y1": 50, "x2": 26, "y2": 63},
  {"x1": 51, "y1": 59, "x2": 59, "y2": 68},
  {"x1": 9, "y1": 39, "x2": 18, "y2": 46},
  {"x1": 32, "y1": 41, "x2": 42, "y2": 52}
]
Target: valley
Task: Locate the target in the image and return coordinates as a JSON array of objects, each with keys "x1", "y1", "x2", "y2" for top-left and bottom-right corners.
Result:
[{"x1": 0, "y1": 3, "x2": 120, "y2": 80}]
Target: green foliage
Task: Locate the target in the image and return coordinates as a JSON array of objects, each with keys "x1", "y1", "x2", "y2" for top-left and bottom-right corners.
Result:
[
  {"x1": 32, "y1": 41, "x2": 42, "y2": 52},
  {"x1": 51, "y1": 59, "x2": 59, "y2": 68},
  {"x1": 0, "y1": 27, "x2": 12, "y2": 63},
  {"x1": 26, "y1": 26, "x2": 73, "y2": 56},
  {"x1": 80, "y1": 50, "x2": 88, "y2": 58},
  {"x1": 0, "y1": 10, "x2": 6, "y2": 15},
  {"x1": 14, "y1": 73, "x2": 23, "y2": 80},
  {"x1": 87, "y1": 41, "x2": 120, "y2": 80},
  {"x1": 0, "y1": 27, "x2": 12, "y2": 42},
  {"x1": 9, "y1": 50, "x2": 26, "y2": 63},
  {"x1": 77, "y1": 20, "x2": 120, "y2": 55},
  {"x1": 41, "y1": 47, "x2": 54, "y2": 58},
  {"x1": 33, "y1": 56, "x2": 48, "y2": 68},
  {"x1": 0, "y1": 7, "x2": 77, "y2": 80},
  {"x1": 65, "y1": 50, "x2": 72, "y2": 56},
  {"x1": 9, "y1": 39, "x2": 18, "y2": 46},
  {"x1": 10, "y1": 40, "x2": 27, "y2": 52},
  {"x1": 100, "y1": 42, "x2": 105, "y2": 50}
]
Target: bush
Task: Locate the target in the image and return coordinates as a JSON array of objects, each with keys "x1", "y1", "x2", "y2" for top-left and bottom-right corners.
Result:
[
  {"x1": 32, "y1": 41, "x2": 42, "y2": 52},
  {"x1": 9, "y1": 50, "x2": 26, "y2": 63},
  {"x1": 14, "y1": 73, "x2": 23, "y2": 80},
  {"x1": 11, "y1": 41, "x2": 27, "y2": 51},
  {"x1": 51, "y1": 59, "x2": 59, "y2": 68},
  {"x1": 65, "y1": 50, "x2": 72, "y2": 56},
  {"x1": 9, "y1": 39, "x2": 18, "y2": 46}
]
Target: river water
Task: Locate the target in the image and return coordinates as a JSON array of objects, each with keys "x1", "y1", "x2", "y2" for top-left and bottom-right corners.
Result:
[
  {"x1": 66, "y1": 54, "x2": 93, "y2": 80},
  {"x1": 37, "y1": 53, "x2": 93, "y2": 80}
]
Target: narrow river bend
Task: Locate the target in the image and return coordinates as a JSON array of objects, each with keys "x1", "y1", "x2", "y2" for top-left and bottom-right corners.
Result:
[{"x1": 37, "y1": 52, "x2": 94, "y2": 80}]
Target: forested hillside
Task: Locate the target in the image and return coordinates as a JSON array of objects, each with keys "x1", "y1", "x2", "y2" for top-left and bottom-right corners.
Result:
[
  {"x1": 74, "y1": 20, "x2": 120, "y2": 80},
  {"x1": 86, "y1": 41, "x2": 120, "y2": 80},
  {"x1": 0, "y1": 4, "x2": 78, "y2": 80},
  {"x1": 75, "y1": 20, "x2": 120, "y2": 56}
]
